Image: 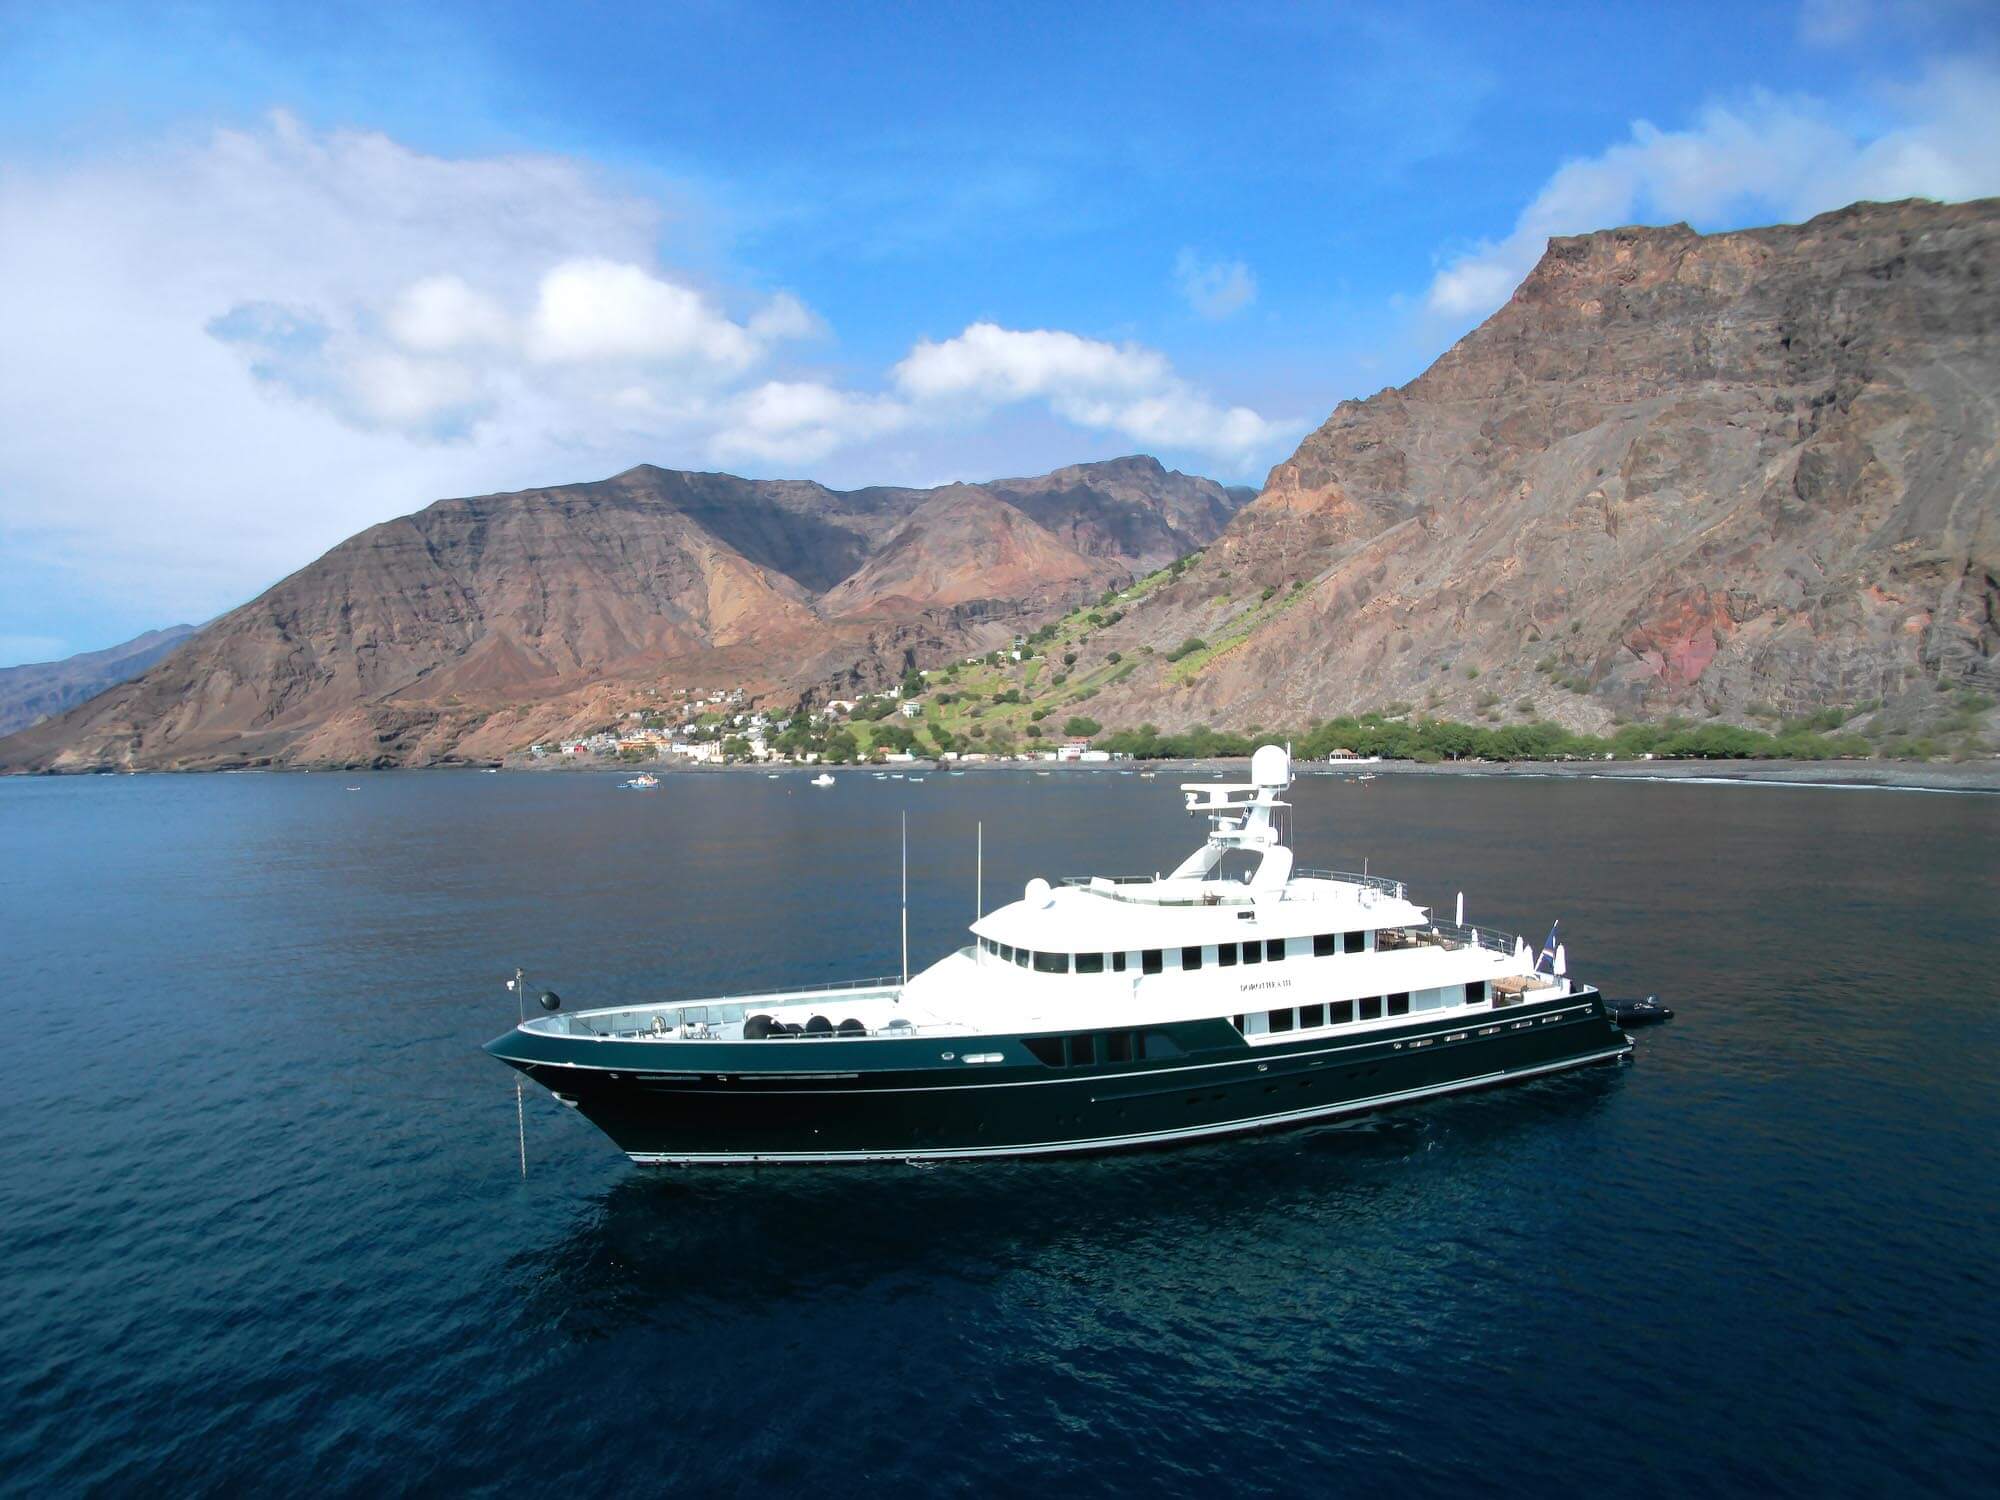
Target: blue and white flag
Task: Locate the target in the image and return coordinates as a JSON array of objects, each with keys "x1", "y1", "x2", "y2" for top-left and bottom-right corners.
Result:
[{"x1": 1536, "y1": 920, "x2": 1560, "y2": 973}]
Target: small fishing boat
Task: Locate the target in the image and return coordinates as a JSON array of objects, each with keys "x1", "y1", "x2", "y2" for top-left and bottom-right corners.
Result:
[
  {"x1": 623, "y1": 773, "x2": 660, "y2": 789},
  {"x1": 811, "y1": 772, "x2": 836, "y2": 787}
]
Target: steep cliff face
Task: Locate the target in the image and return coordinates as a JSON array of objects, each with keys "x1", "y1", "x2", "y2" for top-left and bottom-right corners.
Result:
[
  {"x1": 1080, "y1": 199, "x2": 1999, "y2": 734},
  {"x1": 0, "y1": 457, "x2": 1246, "y2": 770}
]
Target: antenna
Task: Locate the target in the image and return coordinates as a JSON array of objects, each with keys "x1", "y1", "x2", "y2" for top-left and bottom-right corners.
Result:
[
  {"x1": 901, "y1": 811, "x2": 909, "y2": 989},
  {"x1": 976, "y1": 819, "x2": 983, "y2": 918}
]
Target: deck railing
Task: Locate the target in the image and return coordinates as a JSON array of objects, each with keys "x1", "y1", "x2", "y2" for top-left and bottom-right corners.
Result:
[
  {"x1": 1292, "y1": 868, "x2": 1407, "y2": 900},
  {"x1": 1419, "y1": 919, "x2": 1518, "y2": 957}
]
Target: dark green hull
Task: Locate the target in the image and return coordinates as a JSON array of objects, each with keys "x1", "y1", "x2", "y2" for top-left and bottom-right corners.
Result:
[{"x1": 487, "y1": 988, "x2": 1631, "y2": 1163}]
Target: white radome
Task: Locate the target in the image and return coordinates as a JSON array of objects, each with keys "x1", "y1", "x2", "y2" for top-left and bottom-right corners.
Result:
[{"x1": 1251, "y1": 743, "x2": 1290, "y2": 788}]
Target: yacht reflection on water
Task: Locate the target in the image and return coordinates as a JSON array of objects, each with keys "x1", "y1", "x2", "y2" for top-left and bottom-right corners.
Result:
[
  {"x1": 506, "y1": 1068, "x2": 1625, "y2": 1338},
  {"x1": 487, "y1": 746, "x2": 1637, "y2": 1165}
]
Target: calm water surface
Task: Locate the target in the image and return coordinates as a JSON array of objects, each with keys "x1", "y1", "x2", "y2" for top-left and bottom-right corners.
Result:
[{"x1": 2, "y1": 769, "x2": 1995, "y2": 1496}]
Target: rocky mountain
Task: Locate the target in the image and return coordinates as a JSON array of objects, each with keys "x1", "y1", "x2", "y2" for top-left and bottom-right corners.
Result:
[
  {"x1": 0, "y1": 626, "x2": 197, "y2": 737},
  {"x1": 1074, "y1": 199, "x2": 1999, "y2": 737},
  {"x1": 0, "y1": 457, "x2": 1245, "y2": 770}
]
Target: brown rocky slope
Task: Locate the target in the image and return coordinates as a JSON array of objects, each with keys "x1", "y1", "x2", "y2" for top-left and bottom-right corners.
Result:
[
  {"x1": 1073, "y1": 199, "x2": 1998, "y2": 738},
  {"x1": 0, "y1": 458, "x2": 1244, "y2": 770}
]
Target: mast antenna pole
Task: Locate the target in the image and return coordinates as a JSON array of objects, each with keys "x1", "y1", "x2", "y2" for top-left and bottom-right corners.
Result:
[
  {"x1": 977, "y1": 820, "x2": 983, "y2": 919},
  {"x1": 901, "y1": 811, "x2": 910, "y2": 989}
]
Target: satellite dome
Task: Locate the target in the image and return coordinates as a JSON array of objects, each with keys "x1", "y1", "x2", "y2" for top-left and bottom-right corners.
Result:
[
  {"x1": 1251, "y1": 744, "x2": 1291, "y2": 788},
  {"x1": 1024, "y1": 877, "x2": 1053, "y2": 907}
]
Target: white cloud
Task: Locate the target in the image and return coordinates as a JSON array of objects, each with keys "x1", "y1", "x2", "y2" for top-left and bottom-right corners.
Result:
[
  {"x1": 710, "y1": 382, "x2": 913, "y2": 465},
  {"x1": 386, "y1": 275, "x2": 513, "y2": 354},
  {"x1": 893, "y1": 322, "x2": 1295, "y2": 465},
  {"x1": 1425, "y1": 59, "x2": 2000, "y2": 318},
  {"x1": 0, "y1": 113, "x2": 1294, "y2": 650},
  {"x1": 524, "y1": 258, "x2": 762, "y2": 371},
  {"x1": 1173, "y1": 249, "x2": 1258, "y2": 320}
]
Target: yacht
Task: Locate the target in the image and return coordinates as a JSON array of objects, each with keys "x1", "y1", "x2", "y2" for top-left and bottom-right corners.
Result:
[
  {"x1": 811, "y1": 772, "x2": 836, "y2": 787},
  {"x1": 486, "y1": 746, "x2": 1633, "y2": 1164}
]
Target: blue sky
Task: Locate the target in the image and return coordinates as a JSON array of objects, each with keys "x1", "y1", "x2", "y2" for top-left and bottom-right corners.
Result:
[{"x1": 2, "y1": 0, "x2": 1996, "y2": 665}]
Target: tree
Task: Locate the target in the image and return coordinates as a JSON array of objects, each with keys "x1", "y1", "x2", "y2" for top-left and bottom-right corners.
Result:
[
  {"x1": 822, "y1": 729, "x2": 859, "y2": 763},
  {"x1": 900, "y1": 670, "x2": 924, "y2": 698},
  {"x1": 721, "y1": 736, "x2": 751, "y2": 760},
  {"x1": 1063, "y1": 715, "x2": 1101, "y2": 737}
]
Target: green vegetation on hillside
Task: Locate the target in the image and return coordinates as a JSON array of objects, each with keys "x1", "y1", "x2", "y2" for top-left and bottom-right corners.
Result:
[{"x1": 1096, "y1": 712, "x2": 1883, "y2": 764}]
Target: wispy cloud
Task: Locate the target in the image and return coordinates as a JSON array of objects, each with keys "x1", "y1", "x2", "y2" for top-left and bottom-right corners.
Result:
[
  {"x1": 0, "y1": 112, "x2": 1293, "y2": 638},
  {"x1": 1173, "y1": 249, "x2": 1257, "y2": 320},
  {"x1": 894, "y1": 322, "x2": 1297, "y2": 467},
  {"x1": 1425, "y1": 59, "x2": 2000, "y2": 319}
]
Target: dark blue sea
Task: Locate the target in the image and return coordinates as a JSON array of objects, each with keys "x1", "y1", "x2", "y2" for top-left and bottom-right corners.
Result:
[{"x1": 2, "y1": 768, "x2": 1995, "y2": 1496}]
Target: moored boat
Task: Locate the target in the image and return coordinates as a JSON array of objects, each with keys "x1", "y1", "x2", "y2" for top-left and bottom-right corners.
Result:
[{"x1": 487, "y1": 745, "x2": 1634, "y2": 1164}]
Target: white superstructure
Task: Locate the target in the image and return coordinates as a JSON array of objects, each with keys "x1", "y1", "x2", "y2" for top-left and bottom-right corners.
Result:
[{"x1": 527, "y1": 745, "x2": 1571, "y2": 1046}]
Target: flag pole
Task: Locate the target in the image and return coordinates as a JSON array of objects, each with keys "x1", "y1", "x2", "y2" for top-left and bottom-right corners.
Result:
[
  {"x1": 900, "y1": 812, "x2": 909, "y2": 989},
  {"x1": 976, "y1": 820, "x2": 983, "y2": 919}
]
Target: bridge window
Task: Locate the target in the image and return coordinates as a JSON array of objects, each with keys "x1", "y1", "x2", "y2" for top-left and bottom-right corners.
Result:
[
  {"x1": 1076, "y1": 952, "x2": 1105, "y2": 974},
  {"x1": 1142, "y1": 949, "x2": 1163, "y2": 974},
  {"x1": 1033, "y1": 951, "x2": 1069, "y2": 974},
  {"x1": 1013, "y1": 946, "x2": 1028, "y2": 967},
  {"x1": 1182, "y1": 945, "x2": 1203, "y2": 970},
  {"x1": 1313, "y1": 932, "x2": 1338, "y2": 957}
]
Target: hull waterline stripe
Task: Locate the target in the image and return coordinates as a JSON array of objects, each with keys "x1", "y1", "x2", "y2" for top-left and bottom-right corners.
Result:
[{"x1": 620, "y1": 1043, "x2": 1634, "y2": 1165}]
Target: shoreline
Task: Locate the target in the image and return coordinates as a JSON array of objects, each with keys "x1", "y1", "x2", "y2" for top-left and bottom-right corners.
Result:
[{"x1": 11, "y1": 753, "x2": 1999, "y2": 795}]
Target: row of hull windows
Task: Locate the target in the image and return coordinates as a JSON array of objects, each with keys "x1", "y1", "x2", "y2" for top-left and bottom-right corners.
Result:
[
  {"x1": 1233, "y1": 981, "x2": 1488, "y2": 1035},
  {"x1": 1023, "y1": 1030, "x2": 1186, "y2": 1067},
  {"x1": 977, "y1": 929, "x2": 1374, "y2": 975}
]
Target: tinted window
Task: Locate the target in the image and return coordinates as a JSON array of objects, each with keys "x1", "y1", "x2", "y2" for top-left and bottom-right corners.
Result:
[
  {"x1": 1231, "y1": 1014, "x2": 1245, "y2": 1031},
  {"x1": 1218, "y1": 943, "x2": 1238, "y2": 967},
  {"x1": 1142, "y1": 949, "x2": 1163, "y2": 975},
  {"x1": 1301, "y1": 1003, "x2": 1324, "y2": 1028},
  {"x1": 1076, "y1": 952, "x2": 1104, "y2": 974},
  {"x1": 1104, "y1": 1031, "x2": 1132, "y2": 1063},
  {"x1": 1313, "y1": 933, "x2": 1338, "y2": 957},
  {"x1": 1023, "y1": 1037, "x2": 1064, "y2": 1066},
  {"x1": 1033, "y1": 951, "x2": 1069, "y2": 973},
  {"x1": 1388, "y1": 992, "x2": 1410, "y2": 1016},
  {"x1": 1112, "y1": 951, "x2": 1127, "y2": 972},
  {"x1": 1359, "y1": 995, "x2": 1382, "y2": 1021},
  {"x1": 1267, "y1": 938, "x2": 1286, "y2": 962},
  {"x1": 1269, "y1": 1007, "x2": 1294, "y2": 1032},
  {"x1": 1182, "y1": 946, "x2": 1203, "y2": 971},
  {"x1": 998, "y1": 943, "x2": 1013, "y2": 962},
  {"x1": 1466, "y1": 979, "x2": 1487, "y2": 1003},
  {"x1": 1242, "y1": 942, "x2": 1261, "y2": 965},
  {"x1": 1067, "y1": 1033, "x2": 1096, "y2": 1066},
  {"x1": 1343, "y1": 931, "x2": 1365, "y2": 954},
  {"x1": 1329, "y1": 999, "x2": 1354, "y2": 1025}
]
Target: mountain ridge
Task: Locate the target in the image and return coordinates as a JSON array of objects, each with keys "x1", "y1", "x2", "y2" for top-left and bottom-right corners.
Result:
[
  {"x1": 0, "y1": 456, "x2": 1247, "y2": 770},
  {"x1": 1060, "y1": 198, "x2": 1999, "y2": 741}
]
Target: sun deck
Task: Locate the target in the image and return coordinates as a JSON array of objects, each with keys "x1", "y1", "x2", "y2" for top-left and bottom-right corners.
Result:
[{"x1": 516, "y1": 972, "x2": 971, "y2": 1043}]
